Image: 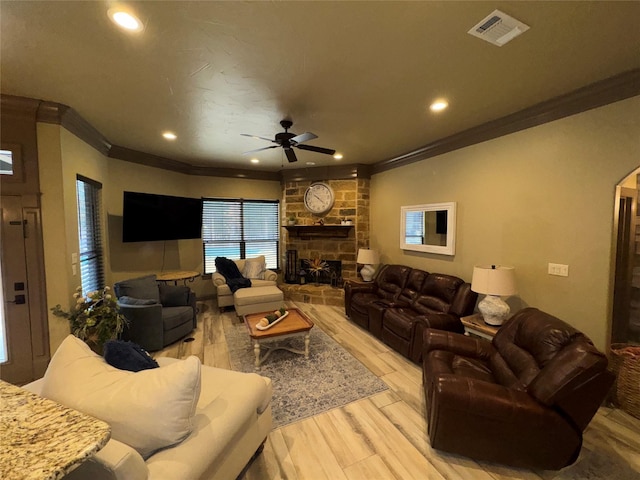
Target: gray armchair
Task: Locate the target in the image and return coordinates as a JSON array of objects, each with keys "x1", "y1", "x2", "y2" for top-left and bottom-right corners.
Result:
[{"x1": 114, "y1": 274, "x2": 197, "y2": 351}]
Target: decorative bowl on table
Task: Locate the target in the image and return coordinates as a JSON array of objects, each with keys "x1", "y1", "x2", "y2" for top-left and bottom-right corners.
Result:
[{"x1": 256, "y1": 308, "x2": 289, "y2": 330}]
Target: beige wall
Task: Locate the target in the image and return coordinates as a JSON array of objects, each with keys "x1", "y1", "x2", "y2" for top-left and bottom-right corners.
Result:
[
  {"x1": 38, "y1": 95, "x2": 640, "y2": 353},
  {"x1": 106, "y1": 161, "x2": 281, "y2": 298},
  {"x1": 38, "y1": 129, "x2": 281, "y2": 352},
  {"x1": 371, "y1": 96, "x2": 640, "y2": 350},
  {"x1": 38, "y1": 124, "x2": 112, "y2": 353}
]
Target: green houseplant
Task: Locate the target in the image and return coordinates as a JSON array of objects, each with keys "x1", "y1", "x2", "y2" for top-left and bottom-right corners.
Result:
[{"x1": 52, "y1": 286, "x2": 127, "y2": 353}]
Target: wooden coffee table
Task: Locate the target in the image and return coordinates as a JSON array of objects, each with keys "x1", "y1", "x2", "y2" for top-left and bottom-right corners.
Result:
[{"x1": 243, "y1": 308, "x2": 314, "y2": 367}]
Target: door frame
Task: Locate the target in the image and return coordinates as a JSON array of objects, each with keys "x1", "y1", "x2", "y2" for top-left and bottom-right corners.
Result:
[{"x1": 0, "y1": 194, "x2": 49, "y2": 383}]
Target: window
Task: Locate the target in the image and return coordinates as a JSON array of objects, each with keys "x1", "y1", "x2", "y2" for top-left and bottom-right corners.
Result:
[
  {"x1": 0, "y1": 144, "x2": 24, "y2": 183},
  {"x1": 0, "y1": 149, "x2": 13, "y2": 175},
  {"x1": 202, "y1": 198, "x2": 280, "y2": 274},
  {"x1": 404, "y1": 210, "x2": 424, "y2": 245},
  {"x1": 76, "y1": 175, "x2": 104, "y2": 294}
]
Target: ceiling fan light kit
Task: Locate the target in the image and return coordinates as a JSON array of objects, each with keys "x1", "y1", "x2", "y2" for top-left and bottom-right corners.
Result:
[{"x1": 242, "y1": 120, "x2": 336, "y2": 163}]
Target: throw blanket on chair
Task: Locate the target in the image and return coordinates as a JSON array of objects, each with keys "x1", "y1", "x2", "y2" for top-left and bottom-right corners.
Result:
[{"x1": 215, "y1": 257, "x2": 252, "y2": 293}]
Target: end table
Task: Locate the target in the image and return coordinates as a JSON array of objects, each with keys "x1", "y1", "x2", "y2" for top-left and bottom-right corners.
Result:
[{"x1": 461, "y1": 313, "x2": 500, "y2": 340}]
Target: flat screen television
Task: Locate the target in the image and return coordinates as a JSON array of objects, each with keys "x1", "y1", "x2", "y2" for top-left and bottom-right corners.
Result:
[{"x1": 122, "y1": 191, "x2": 203, "y2": 242}]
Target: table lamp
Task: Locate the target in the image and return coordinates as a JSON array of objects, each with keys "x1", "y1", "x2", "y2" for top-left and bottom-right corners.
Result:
[
  {"x1": 357, "y1": 248, "x2": 379, "y2": 282},
  {"x1": 471, "y1": 265, "x2": 517, "y2": 326}
]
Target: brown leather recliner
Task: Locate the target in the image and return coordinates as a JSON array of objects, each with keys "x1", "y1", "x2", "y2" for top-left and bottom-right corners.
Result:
[
  {"x1": 382, "y1": 272, "x2": 477, "y2": 363},
  {"x1": 344, "y1": 264, "x2": 411, "y2": 336},
  {"x1": 345, "y1": 264, "x2": 476, "y2": 363},
  {"x1": 422, "y1": 307, "x2": 614, "y2": 470}
]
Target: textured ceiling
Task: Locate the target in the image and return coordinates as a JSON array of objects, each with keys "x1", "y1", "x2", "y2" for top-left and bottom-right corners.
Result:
[{"x1": 2, "y1": 1, "x2": 639, "y2": 171}]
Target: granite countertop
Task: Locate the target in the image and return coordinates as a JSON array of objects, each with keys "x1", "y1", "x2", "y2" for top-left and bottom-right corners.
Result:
[{"x1": 0, "y1": 380, "x2": 111, "y2": 480}]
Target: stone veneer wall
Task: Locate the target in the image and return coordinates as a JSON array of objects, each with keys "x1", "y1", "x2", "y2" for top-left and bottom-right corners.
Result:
[{"x1": 282, "y1": 178, "x2": 370, "y2": 305}]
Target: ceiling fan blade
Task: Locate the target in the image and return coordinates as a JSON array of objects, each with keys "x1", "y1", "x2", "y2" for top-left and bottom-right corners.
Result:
[
  {"x1": 290, "y1": 132, "x2": 317, "y2": 144},
  {"x1": 242, "y1": 145, "x2": 278, "y2": 155},
  {"x1": 296, "y1": 144, "x2": 336, "y2": 155},
  {"x1": 240, "y1": 133, "x2": 276, "y2": 143},
  {"x1": 285, "y1": 148, "x2": 298, "y2": 163}
]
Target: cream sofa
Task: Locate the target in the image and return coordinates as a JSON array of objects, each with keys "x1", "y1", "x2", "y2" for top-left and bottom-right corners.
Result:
[
  {"x1": 23, "y1": 335, "x2": 272, "y2": 480},
  {"x1": 211, "y1": 255, "x2": 278, "y2": 310}
]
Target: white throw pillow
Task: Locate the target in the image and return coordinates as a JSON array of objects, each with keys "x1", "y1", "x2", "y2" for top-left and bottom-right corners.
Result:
[
  {"x1": 243, "y1": 256, "x2": 266, "y2": 279},
  {"x1": 41, "y1": 335, "x2": 201, "y2": 458}
]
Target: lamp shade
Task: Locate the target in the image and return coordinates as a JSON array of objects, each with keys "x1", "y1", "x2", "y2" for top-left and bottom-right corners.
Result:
[
  {"x1": 471, "y1": 265, "x2": 517, "y2": 296},
  {"x1": 357, "y1": 248, "x2": 379, "y2": 265}
]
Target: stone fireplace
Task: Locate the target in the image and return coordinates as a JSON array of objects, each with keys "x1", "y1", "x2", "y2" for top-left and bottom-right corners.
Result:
[{"x1": 280, "y1": 177, "x2": 370, "y2": 306}]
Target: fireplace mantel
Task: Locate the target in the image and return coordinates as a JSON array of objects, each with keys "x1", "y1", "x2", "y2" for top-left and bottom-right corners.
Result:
[{"x1": 285, "y1": 225, "x2": 353, "y2": 239}]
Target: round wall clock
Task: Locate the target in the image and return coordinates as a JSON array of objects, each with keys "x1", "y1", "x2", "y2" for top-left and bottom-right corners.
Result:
[{"x1": 304, "y1": 182, "x2": 335, "y2": 215}]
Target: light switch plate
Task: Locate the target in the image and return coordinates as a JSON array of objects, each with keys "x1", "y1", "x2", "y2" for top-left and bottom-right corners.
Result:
[
  {"x1": 71, "y1": 252, "x2": 78, "y2": 264},
  {"x1": 548, "y1": 263, "x2": 569, "y2": 277}
]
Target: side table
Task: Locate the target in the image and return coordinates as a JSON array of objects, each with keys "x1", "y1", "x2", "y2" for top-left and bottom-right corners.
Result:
[
  {"x1": 461, "y1": 313, "x2": 500, "y2": 340},
  {"x1": 156, "y1": 270, "x2": 200, "y2": 285}
]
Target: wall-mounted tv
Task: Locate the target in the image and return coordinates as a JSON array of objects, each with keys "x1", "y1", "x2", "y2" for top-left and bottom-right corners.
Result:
[{"x1": 122, "y1": 191, "x2": 203, "y2": 242}]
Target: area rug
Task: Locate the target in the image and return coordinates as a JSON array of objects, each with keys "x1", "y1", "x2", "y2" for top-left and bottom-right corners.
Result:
[{"x1": 224, "y1": 315, "x2": 389, "y2": 429}]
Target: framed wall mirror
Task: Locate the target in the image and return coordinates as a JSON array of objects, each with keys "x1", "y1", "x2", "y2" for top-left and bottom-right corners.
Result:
[{"x1": 400, "y1": 202, "x2": 456, "y2": 255}]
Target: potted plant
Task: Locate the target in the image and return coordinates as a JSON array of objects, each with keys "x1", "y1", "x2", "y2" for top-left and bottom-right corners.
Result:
[
  {"x1": 51, "y1": 286, "x2": 127, "y2": 354},
  {"x1": 288, "y1": 215, "x2": 296, "y2": 226}
]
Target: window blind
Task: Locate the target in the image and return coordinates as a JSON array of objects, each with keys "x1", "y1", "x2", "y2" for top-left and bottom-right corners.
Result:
[
  {"x1": 202, "y1": 198, "x2": 279, "y2": 274},
  {"x1": 76, "y1": 176, "x2": 104, "y2": 294},
  {"x1": 405, "y1": 211, "x2": 424, "y2": 245}
]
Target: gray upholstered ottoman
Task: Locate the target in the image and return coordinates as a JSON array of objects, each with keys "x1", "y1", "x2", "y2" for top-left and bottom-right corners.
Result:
[{"x1": 234, "y1": 285, "x2": 284, "y2": 316}]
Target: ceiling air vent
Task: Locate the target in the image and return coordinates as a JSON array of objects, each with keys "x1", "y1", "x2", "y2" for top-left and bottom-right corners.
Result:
[{"x1": 468, "y1": 10, "x2": 529, "y2": 47}]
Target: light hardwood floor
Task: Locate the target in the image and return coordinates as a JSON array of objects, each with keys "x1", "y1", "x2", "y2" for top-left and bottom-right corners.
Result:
[{"x1": 156, "y1": 301, "x2": 640, "y2": 480}]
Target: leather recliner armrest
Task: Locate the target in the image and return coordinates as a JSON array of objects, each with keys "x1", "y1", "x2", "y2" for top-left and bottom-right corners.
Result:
[
  {"x1": 344, "y1": 281, "x2": 376, "y2": 295},
  {"x1": 344, "y1": 281, "x2": 377, "y2": 315},
  {"x1": 416, "y1": 313, "x2": 464, "y2": 333},
  {"x1": 410, "y1": 314, "x2": 464, "y2": 363},
  {"x1": 422, "y1": 328, "x2": 495, "y2": 361},
  {"x1": 431, "y1": 374, "x2": 546, "y2": 421}
]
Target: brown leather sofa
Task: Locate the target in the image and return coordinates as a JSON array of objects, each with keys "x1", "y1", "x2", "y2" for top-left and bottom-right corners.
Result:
[
  {"x1": 422, "y1": 307, "x2": 614, "y2": 470},
  {"x1": 344, "y1": 264, "x2": 477, "y2": 363}
]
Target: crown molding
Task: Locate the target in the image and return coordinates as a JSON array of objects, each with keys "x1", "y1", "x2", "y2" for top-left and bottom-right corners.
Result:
[
  {"x1": 280, "y1": 163, "x2": 371, "y2": 183},
  {"x1": 108, "y1": 145, "x2": 281, "y2": 180},
  {"x1": 185, "y1": 164, "x2": 280, "y2": 181},
  {"x1": 373, "y1": 69, "x2": 640, "y2": 174},
  {"x1": 36, "y1": 100, "x2": 112, "y2": 155},
  {"x1": 0, "y1": 94, "x2": 40, "y2": 119},
  {"x1": 4, "y1": 69, "x2": 638, "y2": 180}
]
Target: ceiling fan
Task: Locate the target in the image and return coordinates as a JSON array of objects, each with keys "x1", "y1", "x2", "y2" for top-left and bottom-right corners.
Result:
[{"x1": 241, "y1": 119, "x2": 335, "y2": 163}]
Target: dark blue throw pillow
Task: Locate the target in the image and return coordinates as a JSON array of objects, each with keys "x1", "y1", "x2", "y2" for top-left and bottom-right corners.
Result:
[{"x1": 103, "y1": 340, "x2": 159, "y2": 372}]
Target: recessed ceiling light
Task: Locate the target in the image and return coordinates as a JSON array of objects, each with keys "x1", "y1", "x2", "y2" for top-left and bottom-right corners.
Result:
[
  {"x1": 430, "y1": 100, "x2": 449, "y2": 112},
  {"x1": 333, "y1": 153, "x2": 343, "y2": 160},
  {"x1": 306, "y1": 162, "x2": 316, "y2": 166},
  {"x1": 250, "y1": 158, "x2": 260, "y2": 164},
  {"x1": 162, "y1": 132, "x2": 177, "y2": 140},
  {"x1": 108, "y1": 7, "x2": 144, "y2": 32}
]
